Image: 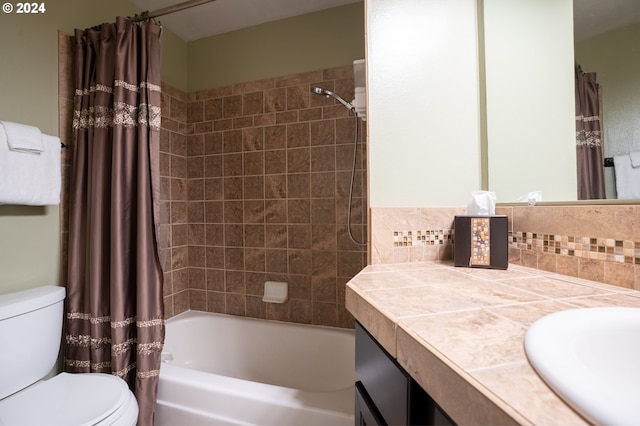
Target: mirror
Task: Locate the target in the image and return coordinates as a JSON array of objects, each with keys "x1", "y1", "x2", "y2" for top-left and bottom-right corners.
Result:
[
  {"x1": 484, "y1": 0, "x2": 640, "y2": 203},
  {"x1": 574, "y1": 0, "x2": 640, "y2": 199},
  {"x1": 483, "y1": 0, "x2": 577, "y2": 203}
]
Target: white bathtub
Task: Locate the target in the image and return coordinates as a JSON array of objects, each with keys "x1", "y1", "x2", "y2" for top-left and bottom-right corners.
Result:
[{"x1": 155, "y1": 310, "x2": 355, "y2": 426}]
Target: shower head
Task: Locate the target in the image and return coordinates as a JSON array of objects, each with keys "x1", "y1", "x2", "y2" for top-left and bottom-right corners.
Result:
[{"x1": 311, "y1": 86, "x2": 354, "y2": 112}]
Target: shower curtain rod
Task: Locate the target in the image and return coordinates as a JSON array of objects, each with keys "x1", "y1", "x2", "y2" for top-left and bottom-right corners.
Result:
[{"x1": 130, "y1": 0, "x2": 218, "y2": 22}]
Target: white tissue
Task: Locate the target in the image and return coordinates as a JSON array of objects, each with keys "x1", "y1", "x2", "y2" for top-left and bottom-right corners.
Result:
[
  {"x1": 466, "y1": 191, "x2": 496, "y2": 215},
  {"x1": 516, "y1": 191, "x2": 542, "y2": 206}
]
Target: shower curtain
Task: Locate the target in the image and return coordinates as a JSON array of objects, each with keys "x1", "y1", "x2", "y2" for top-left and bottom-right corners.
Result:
[
  {"x1": 64, "y1": 17, "x2": 164, "y2": 425},
  {"x1": 575, "y1": 65, "x2": 606, "y2": 199}
]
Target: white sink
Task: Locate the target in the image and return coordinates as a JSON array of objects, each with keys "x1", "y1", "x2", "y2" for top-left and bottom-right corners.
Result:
[{"x1": 525, "y1": 307, "x2": 640, "y2": 425}]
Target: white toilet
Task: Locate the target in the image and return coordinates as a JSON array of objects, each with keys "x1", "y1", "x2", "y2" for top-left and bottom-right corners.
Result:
[{"x1": 0, "y1": 285, "x2": 139, "y2": 425}]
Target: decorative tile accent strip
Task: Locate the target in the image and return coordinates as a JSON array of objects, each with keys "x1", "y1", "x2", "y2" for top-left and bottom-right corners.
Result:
[
  {"x1": 509, "y1": 232, "x2": 640, "y2": 265},
  {"x1": 393, "y1": 229, "x2": 454, "y2": 247}
]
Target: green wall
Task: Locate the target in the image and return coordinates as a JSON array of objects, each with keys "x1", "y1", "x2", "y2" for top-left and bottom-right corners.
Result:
[
  {"x1": 187, "y1": 2, "x2": 365, "y2": 91},
  {"x1": 0, "y1": 1, "x2": 188, "y2": 294},
  {"x1": 0, "y1": 1, "x2": 150, "y2": 135},
  {"x1": 162, "y1": 28, "x2": 189, "y2": 91}
]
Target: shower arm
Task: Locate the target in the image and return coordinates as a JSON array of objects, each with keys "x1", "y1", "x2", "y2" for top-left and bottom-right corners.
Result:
[{"x1": 311, "y1": 87, "x2": 355, "y2": 111}]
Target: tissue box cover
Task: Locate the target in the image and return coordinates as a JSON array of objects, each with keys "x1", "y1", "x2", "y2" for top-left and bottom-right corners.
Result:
[{"x1": 454, "y1": 215, "x2": 508, "y2": 269}]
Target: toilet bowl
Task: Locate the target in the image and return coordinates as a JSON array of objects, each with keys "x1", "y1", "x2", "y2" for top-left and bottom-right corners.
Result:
[
  {"x1": 0, "y1": 286, "x2": 139, "y2": 425},
  {"x1": 0, "y1": 372, "x2": 138, "y2": 425}
]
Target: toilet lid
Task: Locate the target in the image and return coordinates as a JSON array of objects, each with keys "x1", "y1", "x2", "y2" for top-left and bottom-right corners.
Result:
[{"x1": 0, "y1": 372, "x2": 132, "y2": 426}]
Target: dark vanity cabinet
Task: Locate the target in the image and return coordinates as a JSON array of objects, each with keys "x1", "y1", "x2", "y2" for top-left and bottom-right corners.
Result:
[{"x1": 355, "y1": 322, "x2": 455, "y2": 426}]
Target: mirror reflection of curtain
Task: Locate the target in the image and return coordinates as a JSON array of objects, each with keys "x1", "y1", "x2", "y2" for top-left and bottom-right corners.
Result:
[
  {"x1": 64, "y1": 17, "x2": 164, "y2": 425},
  {"x1": 575, "y1": 65, "x2": 605, "y2": 199}
]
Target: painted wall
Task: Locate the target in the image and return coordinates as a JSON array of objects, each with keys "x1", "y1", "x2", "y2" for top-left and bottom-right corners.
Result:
[
  {"x1": 483, "y1": 0, "x2": 576, "y2": 202},
  {"x1": 162, "y1": 29, "x2": 189, "y2": 92},
  {"x1": 575, "y1": 23, "x2": 640, "y2": 199},
  {"x1": 367, "y1": 0, "x2": 482, "y2": 207},
  {"x1": 187, "y1": 3, "x2": 365, "y2": 91},
  {"x1": 0, "y1": 1, "x2": 136, "y2": 136},
  {"x1": 0, "y1": 0, "x2": 188, "y2": 294}
]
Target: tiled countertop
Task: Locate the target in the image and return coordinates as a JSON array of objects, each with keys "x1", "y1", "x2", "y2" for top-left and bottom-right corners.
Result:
[{"x1": 345, "y1": 261, "x2": 640, "y2": 425}]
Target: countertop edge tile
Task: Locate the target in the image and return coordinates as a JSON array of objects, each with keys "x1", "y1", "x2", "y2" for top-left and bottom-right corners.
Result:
[
  {"x1": 396, "y1": 325, "x2": 527, "y2": 426},
  {"x1": 345, "y1": 284, "x2": 397, "y2": 356},
  {"x1": 345, "y1": 262, "x2": 637, "y2": 424}
]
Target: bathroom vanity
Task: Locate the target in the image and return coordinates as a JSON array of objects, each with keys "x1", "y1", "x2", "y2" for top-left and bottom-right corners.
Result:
[
  {"x1": 346, "y1": 261, "x2": 640, "y2": 424},
  {"x1": 355, "y1": 322, "x2": 453, "y2": 425}
]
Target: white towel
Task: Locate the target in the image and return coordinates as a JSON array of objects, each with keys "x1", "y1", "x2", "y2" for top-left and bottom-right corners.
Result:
[
  {"x1": 0, "y1": 121, "x2": 44, "y2": 153},
  {"x1": 613, "y1": 154, "x2": 640, "y2": 199},
  {"x1": 629, "y1": 150, "x2": 640, "y2": 168},
  {"x1": 0, "y1": 130, "x2": 61, "y2": 205}
]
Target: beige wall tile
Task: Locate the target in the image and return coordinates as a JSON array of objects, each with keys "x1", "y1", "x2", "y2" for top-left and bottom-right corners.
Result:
[
  {"x1": 154, "y1": 66, "x2": 365, "y2": 327},
  {"x1": 371, "y1": 205, "x2": 640, "y2": 292},
  {"x1": 370, "y1": 207, "x2": 464, "y2": 265},
  {"x1": 604, "y1": 261, "x2": 635, "y2": 289}
]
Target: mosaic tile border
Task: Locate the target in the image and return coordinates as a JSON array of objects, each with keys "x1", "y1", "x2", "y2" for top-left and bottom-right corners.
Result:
[
  {"x1": 392, "y1": 228, "x2": 640, "y2": 266},
  {"x1": 393, "y1": 230, "x2": 453, "y2": 247},
  {"x1": 510, "y1": 232, "x2": 640, "y2": 265}
]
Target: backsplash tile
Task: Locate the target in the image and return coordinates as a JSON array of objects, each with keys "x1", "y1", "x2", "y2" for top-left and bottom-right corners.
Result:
[
  {"x1": 500, "y1": 205, "x2": 640, "y2": 290},
  {"x1": 510, "y1": 232, "x2": 639, "y2": 264},
  {"x1": 371, "y1": 207, "x2": 465, "y2": 264},
  {"x1": 392, "y1": 230, "x2": 453, "y2": 247},
  {"x1": 371, "y1": 205, "x2": 640, "y2": 291}
]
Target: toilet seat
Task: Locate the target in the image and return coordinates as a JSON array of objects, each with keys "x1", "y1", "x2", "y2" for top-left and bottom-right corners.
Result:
[{"x1": 0, "y1": 372, "x2": 138, "y2": 425}]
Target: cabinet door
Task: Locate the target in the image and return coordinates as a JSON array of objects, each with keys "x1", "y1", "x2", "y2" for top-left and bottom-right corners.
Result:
[
  {"x1": 355, "y1": 322, "x2": 457, "y2": 426},
  {"x1": 356, "y1": 322, "x2": 410, "y2": 425},
  {"x1": 355, "y1": 381, "x2": 386, "y2": 425}
]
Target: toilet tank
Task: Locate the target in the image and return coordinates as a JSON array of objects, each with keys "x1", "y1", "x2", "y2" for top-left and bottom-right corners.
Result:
[{"x1": 0, "y1": 286, "x2": 66, "y2": 399}]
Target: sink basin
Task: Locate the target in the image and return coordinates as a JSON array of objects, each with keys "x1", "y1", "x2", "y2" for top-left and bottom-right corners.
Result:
[{"x1": 525, "y1": 307, "x2": 640, "y2": 425}]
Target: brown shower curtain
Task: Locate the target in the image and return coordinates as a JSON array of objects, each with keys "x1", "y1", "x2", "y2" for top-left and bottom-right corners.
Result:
[
  {"x1": 575, "y1": 65, "x2": 605, "y2": 199},
  {"x1": 64, "y1": 17, "x2": 164, "y2": 425}
]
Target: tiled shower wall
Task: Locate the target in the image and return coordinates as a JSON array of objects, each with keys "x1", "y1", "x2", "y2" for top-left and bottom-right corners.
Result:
[
  {"x1": 58, "y1": 33, "x2": 365, "y2": 328},
  {"x1": 160, "y1": 66, "x2": 367, "y2": 328}
]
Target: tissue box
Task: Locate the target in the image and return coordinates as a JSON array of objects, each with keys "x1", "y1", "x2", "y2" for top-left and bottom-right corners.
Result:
[{"x1": 454, "y1": 215, "x2": 508, "y2": 269}]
